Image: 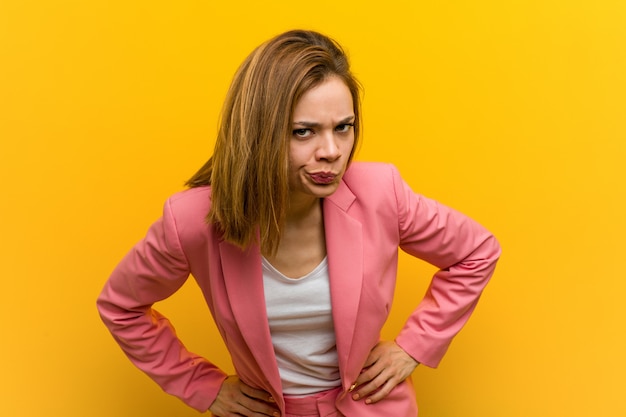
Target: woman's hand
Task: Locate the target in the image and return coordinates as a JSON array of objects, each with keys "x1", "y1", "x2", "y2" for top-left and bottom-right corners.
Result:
[
  {"x1": 350, "y1": 340, "x2": 419, "y2": 404},
  {"x1": 209, "y1": 375, "x2": 280, "y2": 416}
]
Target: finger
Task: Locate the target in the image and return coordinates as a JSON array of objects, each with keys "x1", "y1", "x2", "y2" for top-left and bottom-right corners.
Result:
[
  {"x1": 353, "y1": 361, "x2": 382, "y2": 388},
  {"x1": 238, "y1": 381, "x2": 275, "y2": 403},
  {"x1": 237, "y1": 387, "x2": 279, "y2": 416},
  {"x1": 237, "y1": 379, "x2": 271, "y2": 401},
  {"x1": 358, "y1": 366, "x2": 407, "y2": 404},
  {"x1": 238, "y1": 397, "x2": 281, "y2": 417},
  {"x1": 352, "y1": 368, "x2": 389, "y2": 400},
  {"x1": 210, "y1": 377, "x2": 279, "y2": 417},
  {"x1": 355, "y1": 346, "x2": 391, "y2": 386},
  {"x1": 219, "y1": 397, "x2": 279, "y2": 417},
  {"x1": 364, "y1": 379, "x2": 395, "y2": 404}
]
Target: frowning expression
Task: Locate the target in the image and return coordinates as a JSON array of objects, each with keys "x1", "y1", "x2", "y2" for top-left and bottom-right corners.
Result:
[{"x1": 288, "y1": 76, "x2": 355, "y2": 202}]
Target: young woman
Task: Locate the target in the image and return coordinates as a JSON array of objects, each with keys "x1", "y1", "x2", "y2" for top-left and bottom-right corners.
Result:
[{"x1": 97, "y1": 30, "x2": 501, "y2": 417}]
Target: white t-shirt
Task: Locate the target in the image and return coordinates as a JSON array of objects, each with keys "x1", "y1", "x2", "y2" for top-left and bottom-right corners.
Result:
[{"x1": 262, "y1": 256, "x2": 341, "y2": 395}]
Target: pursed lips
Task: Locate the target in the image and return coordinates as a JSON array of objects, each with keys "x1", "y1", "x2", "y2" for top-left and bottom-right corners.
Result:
[{"x1": 308, "y1": 171, "x2": 338, "y2": 184}]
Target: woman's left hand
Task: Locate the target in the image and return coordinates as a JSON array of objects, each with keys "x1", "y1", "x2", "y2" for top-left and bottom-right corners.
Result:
[{"x1": 350, "y1": 340, "x2": 419, "y2": 404}]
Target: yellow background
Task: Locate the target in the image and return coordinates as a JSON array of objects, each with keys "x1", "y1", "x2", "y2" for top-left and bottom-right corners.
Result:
[{"x1": 1, "y1": 1, "x2": 624, "y2": 416}]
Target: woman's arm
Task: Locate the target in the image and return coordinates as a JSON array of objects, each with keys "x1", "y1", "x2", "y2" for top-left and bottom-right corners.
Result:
[
  {"x1": 96, "y1": 198, "x2": 228, "y2": 412},
  {"x1": 350, "y1": 164, "x2": 501, "y2": 404},
  {"x1": 391, "y1": 165, "x2": 501, "y2": 367}
]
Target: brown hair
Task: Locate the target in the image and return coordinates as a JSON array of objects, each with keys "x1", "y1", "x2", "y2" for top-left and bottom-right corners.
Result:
[{"x1": 186, "y1": 30, "x2": 362, "y2": 254}]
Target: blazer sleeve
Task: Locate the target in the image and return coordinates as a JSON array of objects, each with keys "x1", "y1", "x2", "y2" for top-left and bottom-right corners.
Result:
[
  {"x1": 96, "y1": 198, "x2": 227, "y2": 412},
  {"x1": 390, "y1": 165, "x2": 501, "y2": 368}
]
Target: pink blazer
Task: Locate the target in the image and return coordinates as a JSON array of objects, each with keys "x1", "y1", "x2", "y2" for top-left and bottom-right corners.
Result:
[{"x1": 97, "y1": 162, "x2": 501, "y2": 416}]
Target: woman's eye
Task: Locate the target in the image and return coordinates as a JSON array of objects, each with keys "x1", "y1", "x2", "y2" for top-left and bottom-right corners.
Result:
[
  {"x1": 293, "y1": 128, "x2": 312, "y2": 138},
  {"x1": 335, "y1": 123, "x2": 353, "y2": 133}
]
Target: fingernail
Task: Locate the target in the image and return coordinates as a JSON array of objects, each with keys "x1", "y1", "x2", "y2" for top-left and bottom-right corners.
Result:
[
  {"x1": 268, "y1": 396, "x2": 275, "y2": 403},
  {"x1": 365, "y1": 398, "x2": 372, "y2": 405},
  {"x1": 352, "y1": 393, "x2": 359, "y2": 400},
  {"x1": 273, "y1": 412, "x2": 280, "y2": 417}
]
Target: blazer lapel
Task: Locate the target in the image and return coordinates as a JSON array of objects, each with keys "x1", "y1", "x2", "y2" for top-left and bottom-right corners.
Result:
[
  {"x1": 218, "y1": 240, "x2": 283, "y2": 396},
  {"x1": 324, "y1": 182, "x2": 364, "y2": 388}
]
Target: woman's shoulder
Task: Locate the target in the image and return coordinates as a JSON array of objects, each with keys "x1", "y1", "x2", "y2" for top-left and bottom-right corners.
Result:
[
  {"x1": 157, "y1": 186, "x2": 215, "y2": 247},
  {"x1": 164, "y1": 186, "x2": 212, "y2": 223},
  {"x1": 168, "y1": 186, "x2": 211, "y2": 205}
]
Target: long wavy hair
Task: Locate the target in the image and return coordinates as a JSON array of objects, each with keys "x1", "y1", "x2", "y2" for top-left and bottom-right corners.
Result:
[{"x1": 186, "y1": 30, "x2": 362, "y2": 255}]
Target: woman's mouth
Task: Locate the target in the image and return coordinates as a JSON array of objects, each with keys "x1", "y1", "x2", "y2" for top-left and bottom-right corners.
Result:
[{"x1": 308, "y1": 172, "x2": 337, "y2": 185}]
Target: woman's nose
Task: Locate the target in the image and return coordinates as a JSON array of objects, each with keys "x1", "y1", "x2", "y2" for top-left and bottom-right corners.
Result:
[{"x1": 316, "y1": 132, "x2": 341, "y2": 161}]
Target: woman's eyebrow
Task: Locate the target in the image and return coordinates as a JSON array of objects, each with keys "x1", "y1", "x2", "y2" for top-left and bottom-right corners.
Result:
[{"x1": 293, "y1": 115, "x2": 355, "y2": 127}]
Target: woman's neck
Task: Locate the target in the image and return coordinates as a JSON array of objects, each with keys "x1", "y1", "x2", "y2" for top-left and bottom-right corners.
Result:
[
  {"x1": 286, "y1": 195, "x2": 321, "y2": 224},
  {"x1": 263, "y1": 195, "x2": 326, "y2": 277}
]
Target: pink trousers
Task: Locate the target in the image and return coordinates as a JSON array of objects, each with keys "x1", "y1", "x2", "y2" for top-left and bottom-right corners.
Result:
[{"x1": 283, "y1": 387, "x2": 345, "y2": 417}]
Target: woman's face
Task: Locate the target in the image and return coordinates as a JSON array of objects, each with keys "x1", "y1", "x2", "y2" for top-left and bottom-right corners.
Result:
[{"x1": 288, "y1": 76, "x2": 355, "y2": 203}]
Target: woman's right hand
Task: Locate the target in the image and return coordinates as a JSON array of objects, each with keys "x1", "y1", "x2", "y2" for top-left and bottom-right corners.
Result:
[{"x1": 209, "y1": 375, "x2": 280, "y2": 416}]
